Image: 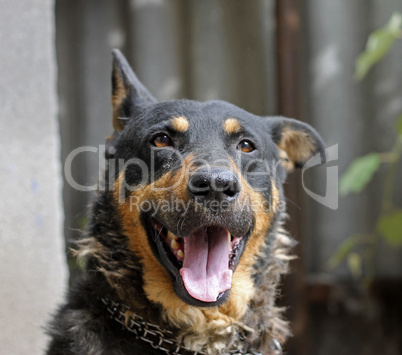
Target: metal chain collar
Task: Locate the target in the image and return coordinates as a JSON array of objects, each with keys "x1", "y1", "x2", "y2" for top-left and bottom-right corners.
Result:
[{"x1": 101, "y1": 297, "x2": 283, "y2": 355}]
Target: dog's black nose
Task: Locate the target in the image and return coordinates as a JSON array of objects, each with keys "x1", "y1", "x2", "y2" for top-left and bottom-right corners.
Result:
[{"x1": 188, "y1": 168, "x2": 241, "y2": 201}]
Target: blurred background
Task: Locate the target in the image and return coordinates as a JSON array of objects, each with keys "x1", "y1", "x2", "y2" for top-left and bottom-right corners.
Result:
[{"x1": 1, "y1": 0, "x2": 402, "y2": 354}]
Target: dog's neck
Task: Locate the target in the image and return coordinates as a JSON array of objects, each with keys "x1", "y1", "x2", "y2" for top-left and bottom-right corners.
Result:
[
  {"x1": 99, "y1": 296, "x2": 283, "y2": 355},
  {"x1": 76, "y1": 191, "x2": 293, "y2": 354}
]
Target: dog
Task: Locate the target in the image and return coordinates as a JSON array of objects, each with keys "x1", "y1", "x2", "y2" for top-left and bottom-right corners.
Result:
[{"x1": 46, "y1": 49, "x2": 325, "y2": 355}]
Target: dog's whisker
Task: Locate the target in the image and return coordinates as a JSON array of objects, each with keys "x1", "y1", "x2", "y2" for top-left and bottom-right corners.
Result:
[
  {"x1": 176, "y1": 217, "x2": 185, "y2": 235},
  {"x1": 154, "y1": 226, "x2": 162, "y2": 242},
  {"x1": 285, "y1": 197, "x2": 301, "y2": 210}
]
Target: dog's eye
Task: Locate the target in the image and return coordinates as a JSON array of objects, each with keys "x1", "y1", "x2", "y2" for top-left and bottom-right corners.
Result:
[
  {"x1": 153, "y1": 134, "x2": 173, "y2": 148},
  {"x1": 237, "y1": 140, "x2": 255, "y2": 153}
]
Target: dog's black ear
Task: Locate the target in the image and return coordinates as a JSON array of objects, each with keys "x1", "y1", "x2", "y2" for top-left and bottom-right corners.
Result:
[
  {"x1": 268, "y1": 117, "x2": 326, "y2": 171},
  {"x1": 111, "y1": 49, "x2": 157, "y2": 131}
]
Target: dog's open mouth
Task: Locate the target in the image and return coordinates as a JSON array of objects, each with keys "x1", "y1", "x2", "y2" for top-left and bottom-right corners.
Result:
[{"x1": 151, "y1": 219, "x2": 245, "y2": 304}]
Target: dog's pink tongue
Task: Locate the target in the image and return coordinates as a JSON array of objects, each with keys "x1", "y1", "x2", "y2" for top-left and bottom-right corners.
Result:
[{"x1": 180, "y1": 227, "x2": 232, "y2": 302}]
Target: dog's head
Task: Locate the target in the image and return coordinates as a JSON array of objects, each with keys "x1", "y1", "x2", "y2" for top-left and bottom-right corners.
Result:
[{"x1": 107, "y1": 49, "x2": 325, "y2": 311}]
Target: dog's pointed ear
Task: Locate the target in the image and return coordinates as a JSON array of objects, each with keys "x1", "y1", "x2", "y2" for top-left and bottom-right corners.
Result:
[
  {"x1": 268, "y1": 117, "x2": 326, "y2": 171},
  {"x1": 111, "y1": 49, "x2": 157, "y2": 131}
]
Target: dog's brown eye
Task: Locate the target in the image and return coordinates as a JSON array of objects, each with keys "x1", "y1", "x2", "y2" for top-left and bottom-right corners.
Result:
[
  {"x1": 153, "y1": 134, "x2": 173, "y2": 148},
  {"x1": 237, "y1": 140, "x2": 255, "y2": 153}
]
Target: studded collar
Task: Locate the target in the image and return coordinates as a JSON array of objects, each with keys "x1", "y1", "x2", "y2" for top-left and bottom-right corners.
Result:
[{"x1": 101, "y1": 297, "x2": 283, "y2": 355}]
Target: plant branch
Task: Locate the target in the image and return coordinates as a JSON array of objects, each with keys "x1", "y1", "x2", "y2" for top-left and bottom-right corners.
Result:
[{"x1": 381, "y1": 136, "x2": 402, "y2": 213}]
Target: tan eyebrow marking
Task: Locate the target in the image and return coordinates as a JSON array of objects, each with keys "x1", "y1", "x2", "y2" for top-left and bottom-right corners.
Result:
[
  {"x1": 223, "y1": 118, "x2": 242, "y2": 134},
  {"x1": 170, "y1": 116, "x2": 189, "y2": 132}
]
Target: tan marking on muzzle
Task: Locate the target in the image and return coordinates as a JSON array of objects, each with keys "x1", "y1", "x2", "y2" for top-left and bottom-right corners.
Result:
[
  {"x1": 219, "y1": 158, "x2": 280, "y2": 318},
  {"x1": 112, "y1": 153, "x2": 279, "y2": 329}
]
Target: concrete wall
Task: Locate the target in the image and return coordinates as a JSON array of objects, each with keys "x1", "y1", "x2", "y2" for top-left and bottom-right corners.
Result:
[{"x1": 0, "y1": 1, "x2": 68, "y2": 354}]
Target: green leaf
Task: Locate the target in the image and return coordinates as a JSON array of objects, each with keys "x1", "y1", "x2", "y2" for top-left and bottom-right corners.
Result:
[
  {"x1": 377, "y1": 210, "x2": 402, "y2": 246},
  {"x1": 327, "y1": 236, "x2": 359, "y2": 270},
  {"x1": 347, "y1": 252, "x2": 363, "y2": 279},
  {"x1": 396, "y1": 114, "x2": 402, "y2": 136},
  {"x1": 387, "y1": 12, "x2": 402, "y2": 33},
  {"x1": 355, "y1": 12, "x2": 402, "y2": 80},
  {"x1": 340, "y1": 153, "x2": 381, "y2": 196}
]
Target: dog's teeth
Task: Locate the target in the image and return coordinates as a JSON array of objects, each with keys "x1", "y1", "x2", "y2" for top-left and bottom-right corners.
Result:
[
  {"x1": 171, "y1": 239, "x2": 179, "y2": 250},
  {"x1": 177, "y1": 249, "x2": 184, "y2": 259},
  {"x1": 227, "y1": 230, "x2": 232, "y2": 248},
  {"x1": 167, "y1": 230, "x2": 178, "y2": 241}
]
